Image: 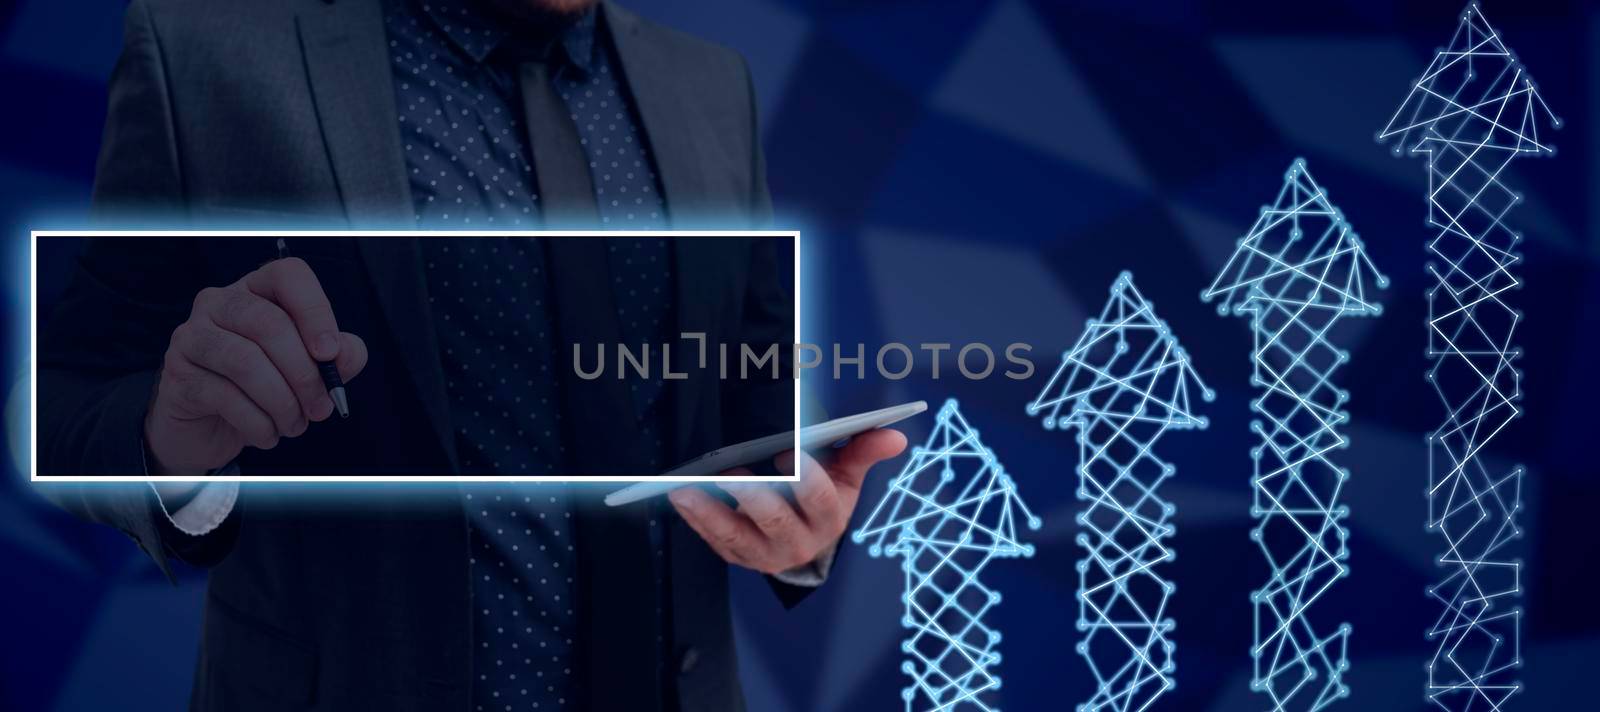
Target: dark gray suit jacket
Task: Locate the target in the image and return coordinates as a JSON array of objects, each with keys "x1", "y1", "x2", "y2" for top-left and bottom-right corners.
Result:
[{"x1": 41, "y1": 0, "x2": 792, "y2": 709}]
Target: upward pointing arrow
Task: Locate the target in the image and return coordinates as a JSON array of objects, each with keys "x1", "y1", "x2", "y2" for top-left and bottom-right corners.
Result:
[
  {"x1": 1028, "y1": 271, "x2": 1211, "y2": 712},
  {"x1": 853, "y1": 399, "x2": 1039, "y2": 711},
  {"x1": 1203, "y1": 158, "x2": 1387, "y2": 712},
  {"x1": 1377, "y1": 5, "x2": 1556, "y2": 710}
]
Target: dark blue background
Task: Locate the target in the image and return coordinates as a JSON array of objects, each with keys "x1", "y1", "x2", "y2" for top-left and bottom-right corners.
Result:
[{"x1": 3, "y1": 0, "x2": 1595, "y2": 710}]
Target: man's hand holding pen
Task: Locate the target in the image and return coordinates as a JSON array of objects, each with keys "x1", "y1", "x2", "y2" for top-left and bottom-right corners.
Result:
[{"x1": 143, "y1": 257, "x2": 368, "y2": 477}]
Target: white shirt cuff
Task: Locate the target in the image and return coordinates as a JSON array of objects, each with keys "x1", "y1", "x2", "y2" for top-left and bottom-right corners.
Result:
[
  {"x1": 772, "y1": 540, "x2": 837, "y2": 588},
  {"x1": 141, "y1": 434, "x2": 241, "y2": 536},
  {"x1": 149, "y1": 478, "x2": 240, "y2": 536}
]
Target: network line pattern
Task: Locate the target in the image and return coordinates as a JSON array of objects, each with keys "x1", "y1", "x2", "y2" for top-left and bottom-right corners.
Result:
[
  {"x1": 1025, "y1": 272, "x2": 1212, "y2": 712},
  {"x1": 1378, "y1": 5, "x2": 1557, "y2": 710},
  {"x1": 1203, "y1": 159, "x2": 1387, "y2": 712},
  {"x1": 853, "y1": 399, "x2": 1041, "y2": 711}
]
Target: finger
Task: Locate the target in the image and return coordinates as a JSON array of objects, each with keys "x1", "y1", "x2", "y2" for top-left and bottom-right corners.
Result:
[
  {"x1": 335, "y1": 331, "x2": 369, "y2": 382},
  {"x1": 777, "y1": 449, "x2": 842, "y2": 530},
  {"x1": 201, "y1": 286, "x2": 333, "y2": 420},
  {"x1": 670, "y1": 487, "x2": 769, "y2": 567},
  {"x1": 670, "y1": 490, "x2": 749, "y2": 567},
  {"x1": 244, "y1": 257, "x2": 342, "y2": 362},
  {"x1": 175, "y1": 322, "x2": 306, "y2": 437},
  {"x1": 827, "y1": 429, "x2": 909, "y2": 493},
  {"x1": 671, "y1": 488, "x2": 756, "y2": 566},
  {"x1": 720, "y1": 482, "x2": 811, "y2": 566},
  {"x1": 164, "y1": 361, "x2": 279, "y2": 449}
]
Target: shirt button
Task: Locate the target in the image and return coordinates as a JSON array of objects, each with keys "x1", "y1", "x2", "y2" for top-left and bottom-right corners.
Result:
[{"x1": 678, "y1": 646, "x2": 700, "y2": 675}]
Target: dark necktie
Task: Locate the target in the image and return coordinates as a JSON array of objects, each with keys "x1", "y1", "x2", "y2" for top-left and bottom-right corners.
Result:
[
  {"x1": 550, "y1": 54, "x2": 679, "y2": 693},
  {"x1": 521, "y1": 61, "x2": 598, "y2": 224},
  {"x1": 534, "y1": 49, "x2": 683, "y2": 701},
  {"x1": 441, "y1": 60, "x2": 593, "y2": 712},
  {"x1": 448, "y1": 46, "x2": 676, "y2": 710}
]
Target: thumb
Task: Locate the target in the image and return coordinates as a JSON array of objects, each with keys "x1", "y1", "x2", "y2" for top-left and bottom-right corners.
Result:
[{"x1": 335, "y1": 332, "x2": 369, "y2": 382}]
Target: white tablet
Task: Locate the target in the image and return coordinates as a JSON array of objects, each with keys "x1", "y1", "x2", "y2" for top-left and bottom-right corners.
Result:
[{"x1": 603, "y1": 401, "x2": 927, "y2": 506}]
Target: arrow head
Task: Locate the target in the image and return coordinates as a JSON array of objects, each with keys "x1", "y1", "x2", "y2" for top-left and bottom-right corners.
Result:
[{"x1": 1378, "y1": 4, "x2": 1558, "y2": 155}]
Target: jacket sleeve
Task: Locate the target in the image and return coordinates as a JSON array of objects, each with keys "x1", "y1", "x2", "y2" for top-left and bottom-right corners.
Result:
[
  {"x1": 35, "y1": 0, "x2": 239, "y2": 578},
  {"x1": 37, "y1": 235, "x2": 244, "y2": 577},
  {"x1": 719, "y1": 56, "x2": 803, "y2": 444}
]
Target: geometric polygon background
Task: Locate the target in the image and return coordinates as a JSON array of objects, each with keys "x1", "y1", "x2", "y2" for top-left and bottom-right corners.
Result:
[{"x1": 3, "y1": 1, "x2": 1596, "y2": 710}]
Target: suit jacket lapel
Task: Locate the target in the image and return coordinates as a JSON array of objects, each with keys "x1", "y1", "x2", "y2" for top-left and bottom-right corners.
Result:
[
  {"x1": 298, "y1": 0, "x2": 459, "y2": 471},
  {"x1": 667, "y1": 240, "x2": 723, "y2": 456},
  {"x1": 545, "y1": 236, "x2": 661, "y2": 712},
  {"x1": 606, "y1": 3, "x2": 728, "y2": 455},
  {"x1": 296, "y1": 0, "x2": 413, "y2": 225},
  {"x1": 352, "y1": 237, "x2": 459, "y2": 472},
  {"x1": 545, "y1": 237, "x2": 644, "y2": 474},
  {"x1": 604, "y1": 2, "x2": 713, "y2": 221}
]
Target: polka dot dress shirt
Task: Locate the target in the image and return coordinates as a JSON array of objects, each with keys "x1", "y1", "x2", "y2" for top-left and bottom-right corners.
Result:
[{"x1": 383, "y1": 0, "x2": 674, "y2": 708}]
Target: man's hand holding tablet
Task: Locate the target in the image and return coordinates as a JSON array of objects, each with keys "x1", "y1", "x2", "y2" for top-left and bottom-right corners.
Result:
[{"x1": 620, "y1": 402, "x2": 923, "y2": 576}]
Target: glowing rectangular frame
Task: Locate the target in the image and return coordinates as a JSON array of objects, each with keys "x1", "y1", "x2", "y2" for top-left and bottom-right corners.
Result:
[{"x1": 29, "y1": 230, "x2": 802, "y2": 484}]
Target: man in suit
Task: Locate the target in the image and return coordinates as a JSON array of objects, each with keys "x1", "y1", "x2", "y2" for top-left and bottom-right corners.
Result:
[{"x1": 36, "y1": 0, "x2": 906, "y2": 710}]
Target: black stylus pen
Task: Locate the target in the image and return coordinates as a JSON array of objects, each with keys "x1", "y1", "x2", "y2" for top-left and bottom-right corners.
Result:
[{"x1": 276, "y1": 238, "x2": 349, "y2": 418}]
